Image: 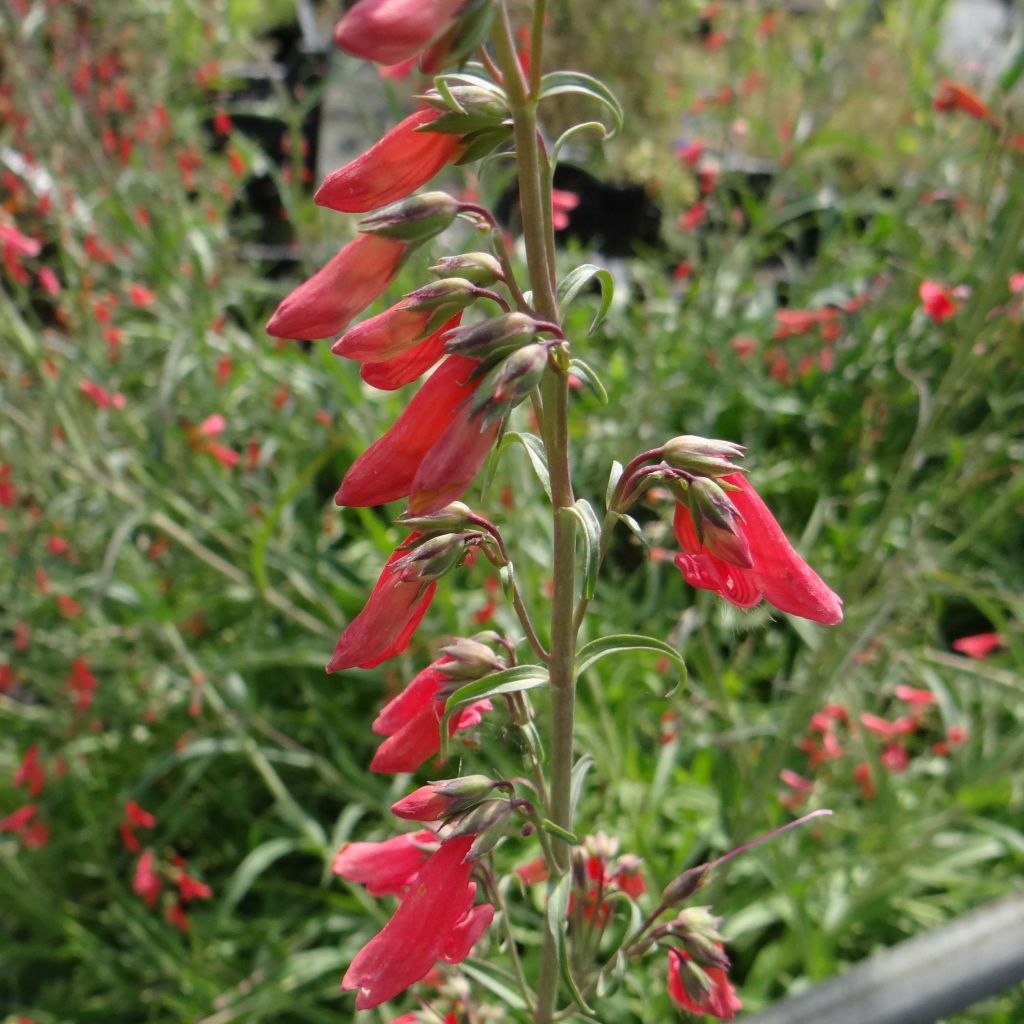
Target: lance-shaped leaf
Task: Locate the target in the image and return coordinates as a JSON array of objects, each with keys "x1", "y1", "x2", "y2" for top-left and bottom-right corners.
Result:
[{"x1": 574, "y1": 634, "x2": 687, "y2": 692}]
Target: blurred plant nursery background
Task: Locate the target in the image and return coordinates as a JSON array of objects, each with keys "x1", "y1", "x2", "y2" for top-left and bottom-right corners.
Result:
[{"x1": 1, "y1": 0, "x2": 1022, "y2": 1021}]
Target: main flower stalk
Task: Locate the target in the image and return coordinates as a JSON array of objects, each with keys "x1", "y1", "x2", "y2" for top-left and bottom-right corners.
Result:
[{"x1": 492, "y1": 7, "x2": 577, "y2": 1022}]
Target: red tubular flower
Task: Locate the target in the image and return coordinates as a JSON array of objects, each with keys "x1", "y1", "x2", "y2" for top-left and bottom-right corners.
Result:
[
  {"x1": 360, "y1": 316, "x2": 456, "y2": 390},
  {"x1": 370, "y1": 658, "x2": 492, "y2": 774},
  {"x1": 326, "y1": 534, "x2": 436, "y2": 673},
  {"x1": 334, "y1": 0, "x2": 469, "y2": 66},
  {"x1": 919, "y1": 279, "x2": 957, "y2": 323},
  {"x1": 133, "y1": 850, "x2": 162, "y2": 908},
  {"x1": 933, "y1": 80, "x2": 1000, "y2": 127},
  {"x1": 667, "y1": 949, "x2": 742, "y2": 1020},
  {"x1": 673, "y1": 473, "x2": 843, "y2": 624},
  {"x1": 333, "y1": 830, "x2": 440, "y2": 896},
  {"x1": 341, "y1": 833, "x2": 493, "y2": 1010},
  {"x1": 406, "y1": 402, "x2": 502, "y2": 516},
  {"x1": 316, "y1": 109, "x2": 463, "y2": 214},
  {"x1": 13, "y1": 746, "x2": 45, "y2": 797},
  {"x1": 266, "y1": 233, "x2": 408, "y2": 341},
  {"x1": 952, "y1": 631, "x2": 1004, "y2": 659},
  {"x1": 336, "y1": 355, "x2": 481, "y2": 508}
]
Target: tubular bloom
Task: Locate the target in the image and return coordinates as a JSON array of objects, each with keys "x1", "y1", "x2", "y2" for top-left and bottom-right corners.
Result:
[
  {"x1": 370, "y1": 658, "x2": 492, "y2": 774},
  {"x1": 673, "y1": 473, "x2": 843, "y2": 624},
  {"x1": 358, "y1": 315, "x2": 458, "y2": 391},
  {"x1": 315, "y1": 109, "x2": 464, "y2": 214},
  {"x1": 341, "y1": 833, "x2": 494, "y2": 1010},
  {"x1": 334, "y1": 0, "x2": 470, "y2": 66},
  {"x1": 332, "y1": 831, "x2": 440, "y2": 896},
  {"x1": 266, "y1": 234, "x2": 409, "y2": 341},
  {"x1": 667, "y1": 949, "x2": 742, "y2": 1020},
  {"x1": 326, "y1": 534, "x2": 437, "y2": 672},
  {"x1": 336, "y1": 355, "x2": 497, "y2": 510}
]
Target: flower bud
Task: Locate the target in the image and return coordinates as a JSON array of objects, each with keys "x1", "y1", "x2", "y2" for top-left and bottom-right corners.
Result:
[
  {"x1": 437, "y1": 798, "x2": 510, "y2": 841},
  {"x1": 471, "y1": 345, "x2": 548, "y2": 416},
  {"x1": 393, "y1": 532, "x2": 470, "y2": 582},
  {"x1": 673, "y1": 906, "x2": 727, "y2": 946},
  {"x1": 360, "y1": 191, "x2": 459, "y2": 244},
  {"x1": 421, "y1": 84, "x2": 509, "y2": 129},
  {"x1": 660, "y1": 863, "x2": 710, "y2": 908},
  {"x1": 391, "y1": 775, "x2": 496, "y2": 821},
  {"x1": 661, "y1": 435, "x2": 745, "y2": 478},
  {"x1": 687, "y1": 477, "x2": 752, "y2": 568},
  {"x1": 438, "y1": 637, "x2": 506, "y2": 679},
  {"x1": 398, "y1": 501, "x2": 476, "y2": 534},
  {"x1": 430, "y1": 252, "x2": 503, "y2": 286},
  {"x1": 444, "y1": 312, "x2": 540, "y2": 358},
  {"x1": 402, "y1": 278, "x2": 481, "y2": 334}
]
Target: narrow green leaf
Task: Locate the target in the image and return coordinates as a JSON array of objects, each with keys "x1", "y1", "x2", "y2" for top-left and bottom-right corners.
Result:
[
  {"x1": 551, "y1": 121, "x2": 609, "y2": 167},
  {"x1": 568, "y1": 358, "x2": 608, "y2": 404},
  {"x1": 440, "y1": 665, "x2": 550, "y2": 754},
  {"x1": 461, "y1": 961, "x2": 529, "y2": 1013},
  {"x1": 570, "y1": 753, "x2": 594, "y2": 819},
  {"x1": 560, "y1": 938, "x2": 599, "y2": 1017},
  {"x1": 546, "y1": 872, "x2": 572, "y2": 948},
  {"x1": 574, "y1": 633, "x2": 687, "y2": 692},
  {"x1": 606, "y1": 461, "x2": 623, "y2": 508},
  {"x1": 540, "y1": 818, "x2": 579, "y2": 844},
  {"x1": 218, "y1": 838, "x2": 300, "y2": 919},
  {"x1": 562, "y1": 499, "x2": 602, "y2": 600},
  {"x1": 498, "y1": 431, "x2": 552, "y2": 500},
  {"x1": 613, "y1": 510, "x2": 646, "y2": 545},
  {"x1": 1000, "y1": 40, "x2": 1024, "y2": 91},
  {"x1": 538, "y1": 71, "x2": 624, "y2": 137},
  {"x1": 557, "y1": 263, "x2": 614, "y2": 334}
]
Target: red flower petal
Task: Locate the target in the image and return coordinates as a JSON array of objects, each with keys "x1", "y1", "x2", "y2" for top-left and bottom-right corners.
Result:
[
  {"x1": 266, "y1": 234, "x2": 407, "y2": 341},
  {"x1": 316, "y1": 108, "x2": 462, "y2": 213},
  {"x1": 326, "y1": 535, "x2": 436, "y2": 672},
  {"x1": 341, "y1": 834, "x2": 480, "y2": 1010},
  {"x1": 336, "y1": 356, "x2": 479, "y2": 508},
  {"x1": 333, "y1": 831, "x2": 439, "y2": 896},
  {"x1": 334, "y1": 0, "x2": 469, "y2": 65}
]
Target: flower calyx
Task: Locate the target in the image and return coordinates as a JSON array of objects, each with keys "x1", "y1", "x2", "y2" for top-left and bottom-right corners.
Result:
[
  {"x1": 660, "y1": 435, "x2": 746, "y2": 479},
  {"x1": 360, "y1": 191, "x2": 460, "y2": 244},
  {"x1": 392, "y1": 531, "x2": 481, "y2": 583},
  {"x1": 430, "y1": 251, "x2": 504, "y2": 287},
  {"x1": 679, "y1": 476, "x2": 752, "y2": 569},
  {"x1": 391, "y1": 774, "x2": 500, "y2": 822},
  {"x1": 437, "y1": 636, "x2": 508, "y2": 680}
]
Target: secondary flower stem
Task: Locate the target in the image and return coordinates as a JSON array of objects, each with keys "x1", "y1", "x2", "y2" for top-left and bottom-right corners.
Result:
[{"x1": 493, "y1": 6, "x2": 577, "y2": 1023}]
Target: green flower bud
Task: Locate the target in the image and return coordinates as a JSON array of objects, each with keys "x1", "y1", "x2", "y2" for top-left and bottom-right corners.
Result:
[{"x1": 360, "y1": 191, "x2": 459, "y2": 243}]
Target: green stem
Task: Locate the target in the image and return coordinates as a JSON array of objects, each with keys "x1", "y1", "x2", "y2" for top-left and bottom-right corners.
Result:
[{"x1": 493, "y1": 7, "x2": 577, "y2": 1023}]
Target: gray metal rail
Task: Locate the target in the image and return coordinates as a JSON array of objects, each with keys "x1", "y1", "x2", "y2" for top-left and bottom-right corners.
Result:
[{"x1": 741, "y1": 894, "x2": 1024, "y2": 1024}]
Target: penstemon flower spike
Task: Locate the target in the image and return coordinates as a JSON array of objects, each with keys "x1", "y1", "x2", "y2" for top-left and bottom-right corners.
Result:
[{"x1": 268, "y1": 1, "x2": 844, "y2": 1019}]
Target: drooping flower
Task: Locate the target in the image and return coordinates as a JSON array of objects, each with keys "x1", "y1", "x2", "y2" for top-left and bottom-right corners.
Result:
[
  {"x1": 266, "y1": 233, "x2": 409, "y2": 341},
  {"x1": 359, "y1": 317, "x2": 456, "y2": 391},
  {"x1": 952, "y1": 631, "x2": 1005, "y2": 659},
  {"x1": 13, "y1": 746, "x2": 45, "y2": 798},
  {"x1": 919, "y1": 279, "x2": 957, "y2": 323},
  {"x1": 316, "y1": 108, "x2": 463, "y2": 214},
  {"x1": 334, "y1": 0, "x2": 470, "y2": 66},
  {"x1": 667, "y1": 948, "x2": 742, "y2": 1020},
  {"x1": 335, "y1": 355, "x2": 483, "y2": 508},
  {"x1": 119, "y1": 800, "x2": 156, "y2": 853},
  {"x1": 672, "y1": 473, "x2": 843, "y2": 624},
  {"x1": 370, "y1": 658, "x2": 492, "y2": 774},
  {"x1": 333, "y1": 830, "x2": 440, "y2": 896},
  {"x1": 933, "y1": 80, "x2": 1000, "y2": 127},
  {"x1": 341, "y1": 833, "x2": 494, "y2": 1010},
  {"x1": 325, "y1": 534, "x2": 437, "y2": 673},
  {"x1": 133, "y1": 850, "x2": 162, "y2": 907}
]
